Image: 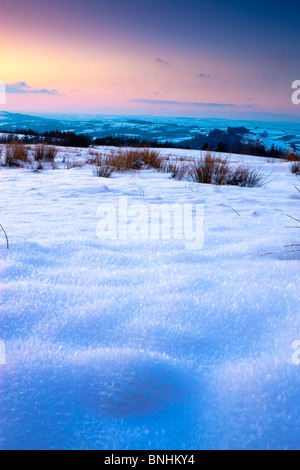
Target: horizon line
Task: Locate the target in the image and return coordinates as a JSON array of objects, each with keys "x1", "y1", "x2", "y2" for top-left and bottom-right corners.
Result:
[{"x1": 1, "y1": 109, "x2": 300, "y2": 125}]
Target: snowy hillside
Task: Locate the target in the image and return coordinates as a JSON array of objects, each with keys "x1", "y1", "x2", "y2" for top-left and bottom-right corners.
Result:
[{"x1": 0, "y1": 147, "x2": 300, "y2": 449}]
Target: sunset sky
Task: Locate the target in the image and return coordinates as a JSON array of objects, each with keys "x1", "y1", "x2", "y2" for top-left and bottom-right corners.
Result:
[{"x1": 1, "y1": 0, "x2": 300, "y2": 120}]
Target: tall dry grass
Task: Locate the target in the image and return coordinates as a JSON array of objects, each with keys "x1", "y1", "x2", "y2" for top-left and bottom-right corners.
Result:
[
  {"x1": 98, "y1": 148, "x2": 162, "y2": 172},
  {"x1": 5, "y1": 142, "x2": 29, "y2": 166},
  {"x1": 188, "y1": 154, "x2": 230, "y2": 185},
  {"x1": 291, "y1": 161, "x2": 300, "y2": 175},
  {"x1": 33, "y1": 145, "x2": 58, "y2": 162},
  {"x1": 284, "y1": 150, "x2": 300, "y2": 162},
  {"x1": 189, "y1": 154, "x2": 267, "y2": 187},
  {"x1": 164, "y1": 153, "x2": 268, "y2": 188}
]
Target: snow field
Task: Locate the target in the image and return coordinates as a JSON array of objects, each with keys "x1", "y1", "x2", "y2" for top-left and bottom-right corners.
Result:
[{"x1": 0, "y1": 149, "x2": 300, "y2": 449}]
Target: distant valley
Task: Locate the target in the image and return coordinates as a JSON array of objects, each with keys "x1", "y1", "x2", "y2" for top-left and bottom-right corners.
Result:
[{"x1": 1, "y1": 111, "x2": 300, "y2": 152}]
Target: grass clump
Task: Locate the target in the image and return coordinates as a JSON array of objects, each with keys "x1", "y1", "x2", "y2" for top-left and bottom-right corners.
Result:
[
  {"x1": 189, "y1": 154, "x2": 230, "y2": 185},
  {"x1": 105, "y1": 148, "x2": 162, "y2": 172},
  {"x1": 32, "y1": 145, "x2": 58, "y2": 169},
  {"x1": 284, "y1": 150, "x2": 300, "y2": 162},
  {"x1": 161, "y1": 162, "x2": 187, "y2": 180},
  {"x1": 33, "y1": 145, "x2": 57, "y2": 162},
  {"x1": 139, "y1": 148, "x2": 162, "y2": 169},
  {"x1": 109, "y1": 149, "x2": 143, "y2": 171},
  {"x1": 188, "y1": 153, "x2": 267, "y2": 187},
  {"x1": 64, "y1": 158, "x2": 87, "y2": 169},
  {"x1": 43, "y1": 146, "x2": 58, "y2": 162},
  {"x1": 94, "y1": 154, "x2": 114, "y2": 178},
  {"x1": 5, "y1": 142, "x2": 29, "y2": 166},
  {"x1": 291, "y1": 161, "x2": 300, "y2": 175},
  {"x1": 96, "y1": 165, "x2": 115, "y2": 178}
]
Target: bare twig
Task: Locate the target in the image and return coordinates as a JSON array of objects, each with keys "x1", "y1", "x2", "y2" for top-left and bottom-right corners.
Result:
[
  {"x1": 230, "y1": 206, "x2": 241, "y2": 216},
  {"x1": 260, "y1": 251, "x2": 281, "y2": 256},
  {"x1": 0, "y1": 223, "x2": 9, "y2": 249},
  {"x1": 287, "y1": 214, "x2": 300, "y2": 223}
]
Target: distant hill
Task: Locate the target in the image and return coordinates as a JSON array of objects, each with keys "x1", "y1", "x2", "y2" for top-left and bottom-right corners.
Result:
[
  {"x1": 0, "y1": 111, "x2": 64, "y2": 132},
  {"x1": 178, "y1": 127, "x2": 252, "y2": 151}
]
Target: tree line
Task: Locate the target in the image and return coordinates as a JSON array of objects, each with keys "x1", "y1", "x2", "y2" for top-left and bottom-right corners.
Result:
[{"x1": 0, "y1": 128, "x2": 297, "y2": 160}]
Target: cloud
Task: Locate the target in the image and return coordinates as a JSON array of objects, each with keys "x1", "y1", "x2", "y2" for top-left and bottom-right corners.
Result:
[
  {"x1": 132, "y1": 98, "x2": 237, "y2": 107},
  {"x1": 155, "y1": 58, "x2": 170, "y2": 66},
  {"x1": 198, "y1": 73, "x2": 211, "y2": 78},
  {"x1": 6, "y1": 82, "x2": 61, "y2": 95}
]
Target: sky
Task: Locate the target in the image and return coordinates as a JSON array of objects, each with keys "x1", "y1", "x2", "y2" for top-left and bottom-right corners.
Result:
[{"x1": 1, "y1": 0, "x2": 300, "y2": 121}]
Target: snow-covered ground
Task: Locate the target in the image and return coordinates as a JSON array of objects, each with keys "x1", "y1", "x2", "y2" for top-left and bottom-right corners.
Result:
[{"x1": 0, "y1": 148, "x2": 300, "y2": 450}]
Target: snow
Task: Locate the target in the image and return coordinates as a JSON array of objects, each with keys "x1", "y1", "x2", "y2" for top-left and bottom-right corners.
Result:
[{"x1": 0, "y1": 148, "x2": 300, "y2": 450}]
